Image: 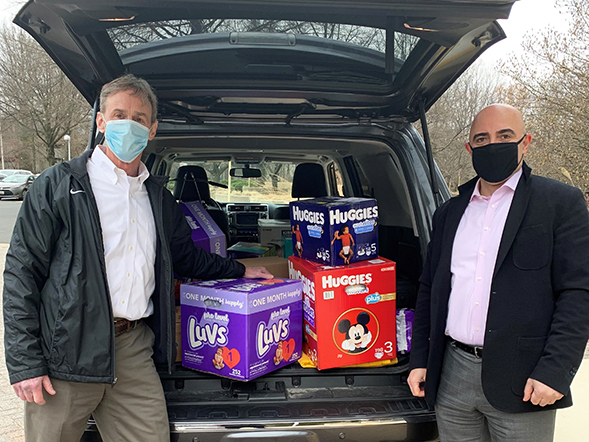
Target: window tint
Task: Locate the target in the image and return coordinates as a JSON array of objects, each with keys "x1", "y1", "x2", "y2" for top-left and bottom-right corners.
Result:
[
  {"x1": 109, "y1": 19, "x2": 419, "y2": 59},
  {"x1": 171, "y1": 159, "x2": 298, "y2": 203}
]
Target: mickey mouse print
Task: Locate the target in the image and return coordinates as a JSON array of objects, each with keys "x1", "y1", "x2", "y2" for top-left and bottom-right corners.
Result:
[{"x1": 334, "y1": 308, "x2": 379, "y2": 355}]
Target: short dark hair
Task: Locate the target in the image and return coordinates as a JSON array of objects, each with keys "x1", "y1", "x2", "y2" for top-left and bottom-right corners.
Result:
[{"x1": 100, "y1": 74, "x2": 158, "y2": 124}]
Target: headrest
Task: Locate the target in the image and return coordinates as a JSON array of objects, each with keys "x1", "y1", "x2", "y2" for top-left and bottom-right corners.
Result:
[
  {"x1": 173, "y1": 166, "x2": 210, "y2": 202},
  {"x1": 291, "y1": 163, "x2": 328, "y2": 198}
]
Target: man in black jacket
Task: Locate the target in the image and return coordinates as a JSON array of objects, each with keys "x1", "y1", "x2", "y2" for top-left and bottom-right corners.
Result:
[
  {"x1": 3, "y1": 74, "x2": 271, "y2": 442},
  {"x1": 407, "y1": 104, "x2": 589, "y2": 441}
]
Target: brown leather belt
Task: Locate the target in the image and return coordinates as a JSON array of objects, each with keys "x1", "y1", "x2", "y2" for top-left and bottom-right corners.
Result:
[
  {"x1": 451, "y1": 339, "x2": 483, "y2": 358},
  {"x1": 114, "y1": 318, "x2": 139, "y2": 337}
]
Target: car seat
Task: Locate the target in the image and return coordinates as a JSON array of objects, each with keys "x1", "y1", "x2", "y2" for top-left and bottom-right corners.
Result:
[
  {"x1": 291, "y1": 163, "x2": 328, "y2": 199},
  {"x1": 173, "y1": 165, "x2": 230, "y2": 240}
]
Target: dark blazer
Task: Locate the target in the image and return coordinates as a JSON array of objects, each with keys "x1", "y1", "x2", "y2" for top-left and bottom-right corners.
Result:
[{"x1": 409, "y1": 163, "x2": 589, "y2": 413}]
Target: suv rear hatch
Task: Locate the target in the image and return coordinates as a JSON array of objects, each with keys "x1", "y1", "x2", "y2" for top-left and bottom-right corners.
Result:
[{"x1": 15, "y1": 0, "x2": 513, "y2": 122}]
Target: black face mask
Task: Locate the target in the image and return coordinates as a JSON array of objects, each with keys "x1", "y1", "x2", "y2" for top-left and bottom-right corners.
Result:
[{"x1": 470, "y1": 135, "x2": 526, "y2": 183}]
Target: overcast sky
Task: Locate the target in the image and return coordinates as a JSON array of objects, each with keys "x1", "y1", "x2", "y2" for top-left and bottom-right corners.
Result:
[
  {"x1": 0, "y1": 0, "x2": 569, "y2": 65},
  {"x1": 482, "y1": 0, "x2": 568, "y2": 64}
]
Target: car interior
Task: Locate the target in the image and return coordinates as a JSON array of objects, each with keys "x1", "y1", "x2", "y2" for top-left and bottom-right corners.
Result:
[{"x1": 144, "y1": 134, "x2": 422, "y2": 311}]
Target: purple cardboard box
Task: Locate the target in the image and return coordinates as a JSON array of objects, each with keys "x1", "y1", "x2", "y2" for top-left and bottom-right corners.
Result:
[
  {"x1": 180, "y1": 201, "x2": 226, "y2": 257},
  {"x1": 396, "y1": 308, "x2": 414, "y2": 354},
  {"x1": 180, "y1": 278, "x2": 303, "y2": 381},
  {"x1": 289, "y1": 197, "x2": 379, "y2": 266}
]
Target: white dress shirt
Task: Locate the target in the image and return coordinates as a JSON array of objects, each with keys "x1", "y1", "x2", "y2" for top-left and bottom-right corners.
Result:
[{"x1": 87, "y1": 146, "x2": 157, "y2": 320}]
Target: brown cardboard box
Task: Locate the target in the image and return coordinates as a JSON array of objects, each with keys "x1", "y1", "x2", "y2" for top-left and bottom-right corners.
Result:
[
  {"x1": 175, "y1": 306, "x2": 182, "y2": 362},
  {"x1": 236, "y1": 256, "x2": 289, "y2": 278},
  {"x1": 258, "y1": 219, "x2": 291, "y2": 257}
]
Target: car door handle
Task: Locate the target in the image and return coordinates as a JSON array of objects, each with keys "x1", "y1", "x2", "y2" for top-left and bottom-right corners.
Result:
[{"x1": 221, "y1": 430, "x2": 319, "y2": 441}]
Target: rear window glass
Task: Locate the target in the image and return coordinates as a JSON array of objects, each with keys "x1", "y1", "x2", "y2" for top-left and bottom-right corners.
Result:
[
  {"x1": 108, "y1": 19, "x2": 420, "y2": 64},
  {"x1": 3, "y1": 175, "x2": 28, "y2": 183},
  {"x1": 169, "y1": 159, "x2": 299, "y2": 204}
]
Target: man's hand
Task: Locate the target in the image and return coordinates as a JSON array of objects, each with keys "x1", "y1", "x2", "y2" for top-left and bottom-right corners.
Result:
[
  {"x1": 407, "y1": 368, "x2": 427, "y2": 397},
  {"x1": 523, "y1": 378, "x2": 564, "y2": 407},
  {"x1": 243, "y1": 266, "x2": 274, "y2": 279},
  {"x1": 13, "y1": 375, "x2": 56, "y2": 405}
]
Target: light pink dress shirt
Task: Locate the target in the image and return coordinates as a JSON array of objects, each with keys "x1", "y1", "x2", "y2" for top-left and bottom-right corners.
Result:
[{"x1": 445, "y1": 168, "x2": 522, "y2": 346}]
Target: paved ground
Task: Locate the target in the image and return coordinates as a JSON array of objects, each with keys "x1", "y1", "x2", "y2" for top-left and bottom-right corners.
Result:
[
  {"x1": 0, "y1": 201, "x2": 22, "y2": 244},
  {"x1": 553, "y1": 350, "x2": 589, "y2": 441},
  {"x1": 0, "y1": 244, "x2": 24, "y2": 442},
  {"x1": 0, "y1": 241, "x2": 588, "y2": 441}
]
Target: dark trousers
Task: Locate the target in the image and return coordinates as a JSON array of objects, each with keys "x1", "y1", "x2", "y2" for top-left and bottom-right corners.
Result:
[{"x1": 435, "y1": 341, "x2": 556, "y2": 442}]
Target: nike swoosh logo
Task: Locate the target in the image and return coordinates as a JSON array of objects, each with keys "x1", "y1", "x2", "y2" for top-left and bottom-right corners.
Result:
[{"x1": 70, "y1": 189, "x2": 85, "y2": 195}]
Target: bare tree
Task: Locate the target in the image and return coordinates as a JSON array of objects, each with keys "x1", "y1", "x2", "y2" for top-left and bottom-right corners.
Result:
[
  {"x1": 421, "y1": 61, "x2": 507, "y2": 192},
  {"x1": 0, "y1": 23, "x2": 91, "y2": 169},
  {"x1": 107, "y1": 19, "x2": 414, "y2": 56},
  {"x1": 202, "y1": 162, "x2": 229, "y2": 183},
  {"x1": 501, "y1": 0, "x2": 589, "y2": 190}
]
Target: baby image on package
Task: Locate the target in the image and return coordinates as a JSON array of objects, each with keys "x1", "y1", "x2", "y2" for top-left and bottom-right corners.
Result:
[
  {"x1": 331, "y1": 224, "x2": 355, "y2": 265},
  {"x1": 180, "y1": 278, "x2": 303, "y2": 381}
]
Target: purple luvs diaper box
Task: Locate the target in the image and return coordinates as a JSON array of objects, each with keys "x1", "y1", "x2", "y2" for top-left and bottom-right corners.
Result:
[
  {"x1": 289, "y1": 197, "x2": 379, "y2": 266},
  {"x1": 180, "y1": 201, "x2": 226, "y2": 257},
  {"x1": 180, "y1": 278, "x2": 303, "y2": 381}
]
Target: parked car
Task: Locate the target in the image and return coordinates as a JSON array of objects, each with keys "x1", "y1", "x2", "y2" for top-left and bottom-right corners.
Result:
[
  {"x1": 0, "y1": 173, "x2": 35, "y2": 200},
  {"x1": 15, "y1": 0, "x2": 517, "y2": 440},
  {"x1": 0, "y1": 169, "x2": 33, "y2": 182}
]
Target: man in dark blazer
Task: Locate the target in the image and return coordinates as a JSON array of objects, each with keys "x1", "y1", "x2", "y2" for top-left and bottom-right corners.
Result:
[{"x1": 408, "y1": 104, "x2": 589, "y2": 441}]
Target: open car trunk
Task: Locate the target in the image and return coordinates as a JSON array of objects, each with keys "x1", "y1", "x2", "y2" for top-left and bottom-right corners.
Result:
[{"x1": 89, "y1": 124, "x2": 447, "y2": 441}]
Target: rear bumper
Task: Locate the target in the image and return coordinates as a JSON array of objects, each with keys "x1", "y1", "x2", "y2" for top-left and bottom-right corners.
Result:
[
  {"x1": 0, "y1": 187, "x2": 25, "y2": 197},
  {"x1": 83, "y1": 414, "x2": 438, "y2": 442},
  {"x1": 172, "y1": 417, "x2": 438, "y2": 441}
]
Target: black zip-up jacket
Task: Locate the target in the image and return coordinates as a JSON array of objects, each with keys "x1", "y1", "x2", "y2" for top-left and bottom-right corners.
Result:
[{"x1": 3, "y1": 149, "x2": 245, "y2": 385}]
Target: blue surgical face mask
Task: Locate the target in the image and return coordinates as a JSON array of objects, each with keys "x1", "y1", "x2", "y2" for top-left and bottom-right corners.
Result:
[{"x1": 104, "y1": 119, "x2": 151, "y2": 163}]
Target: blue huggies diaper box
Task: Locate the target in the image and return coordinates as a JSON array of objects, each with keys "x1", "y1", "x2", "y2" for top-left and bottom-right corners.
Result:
[{"x1": 289, "y1": 197, "x2": 379, "y2": 266}]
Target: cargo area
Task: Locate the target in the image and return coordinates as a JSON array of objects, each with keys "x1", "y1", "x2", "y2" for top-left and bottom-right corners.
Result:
[{"x1": 104, "y1": 129, "x2": 442, "y2": 441}]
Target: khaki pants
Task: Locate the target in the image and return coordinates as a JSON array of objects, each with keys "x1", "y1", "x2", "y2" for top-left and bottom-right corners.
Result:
[{"x1": 25, "y1": 321, "x2": 169, "y2": 442}]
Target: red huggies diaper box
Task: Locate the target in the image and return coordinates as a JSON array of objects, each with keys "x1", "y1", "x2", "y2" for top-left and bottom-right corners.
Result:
[
  {"x1": 288, "y1": 256, "x2": 397, "y2": 370},
  {"x1": 180, "y1": 278, "x2": 303, "y2": 381},
  {"x1": 289, "y1": 197, "x2": 378, "y2": 266}
]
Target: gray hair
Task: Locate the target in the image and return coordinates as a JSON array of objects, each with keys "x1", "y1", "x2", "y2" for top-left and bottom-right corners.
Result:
[{"x1": 99, "y1": 74, "x2": 158, "y2": 124}]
